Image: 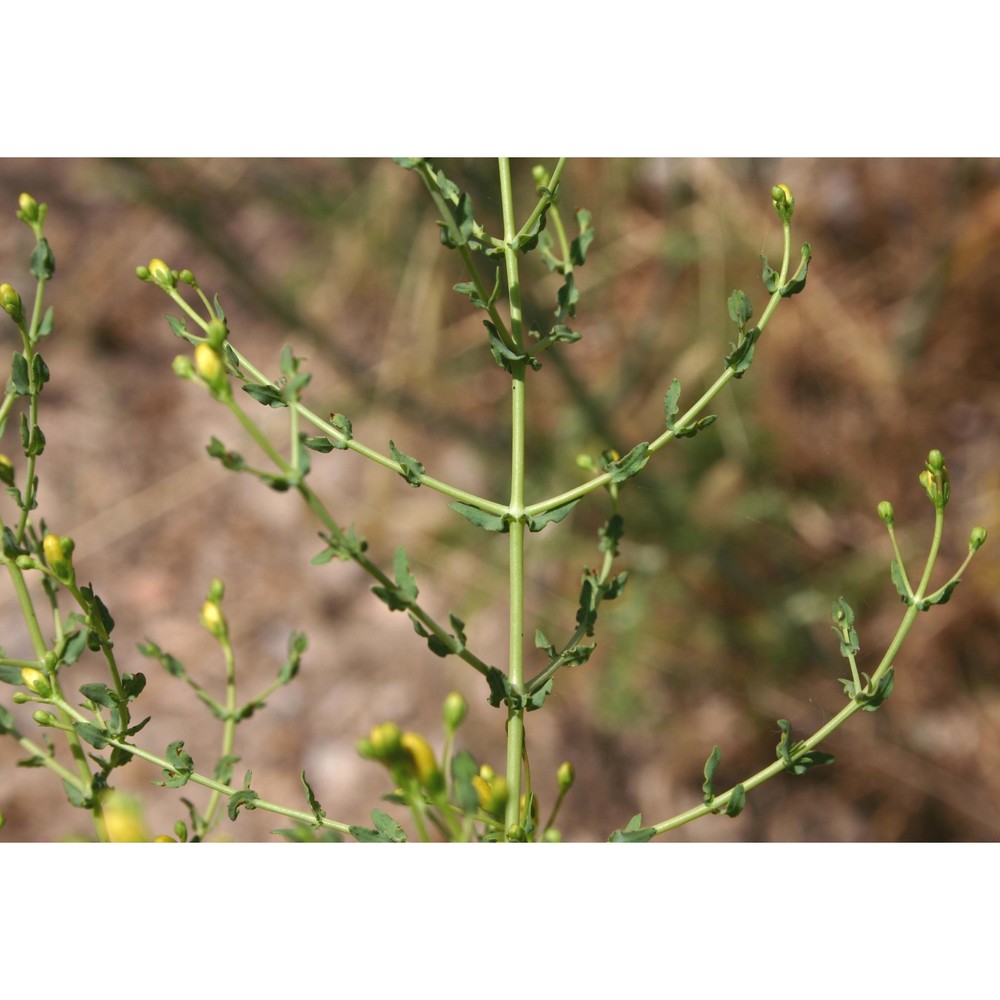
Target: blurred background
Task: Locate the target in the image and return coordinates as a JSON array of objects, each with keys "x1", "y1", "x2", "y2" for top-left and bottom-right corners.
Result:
[{"x1": 0, "y1": 158, "x2": 997, "y2": 842}]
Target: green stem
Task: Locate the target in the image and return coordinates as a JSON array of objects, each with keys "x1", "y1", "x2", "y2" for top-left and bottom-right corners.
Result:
[
  {"x1": 499, "y1": 158, "x2": 527, "y2": 838},
  {"x1": 525, "y1": 229, "x2": 793, "y2": 519},
  {"x1": 202, "y1": 636, "x2": 238, "y2": 832}
]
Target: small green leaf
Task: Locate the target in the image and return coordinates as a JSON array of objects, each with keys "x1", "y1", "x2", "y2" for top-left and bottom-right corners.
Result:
[
  {"x1": 278, "y1": 631, "x2": 308, "y2": 685},
  {"x1": 80, "y1": 682, "x2": 118, "y2": 709},
  {"x1": 555, "y1": 272, "x2": 579, "y2": 322},
  {"x1": 206, "y1": 436, "x2": 246, "y2": 471},
  {"x1": 535, "y1": 629, "x2": 557, "y2": 658},
  {"x1": 605, "y1": 442, "x2": 650, "y2": 485},
  {"x1": 329, "y1": 412, "x2": 353, "y2": 448},
  {"x1": 228, "y1": 787, "x2": 260, "y2": 821},
  {"x1": 388, "y1": 440, "x2": 424, "y2": 487},
  {"x1": 918, "y1": 579, "x2": 960, "y2": 611},
  {"x1": 609, "y1": 813, "x2": 656, "y2": 842},
  {"x1": 727, "y1": 289, "x2": 753, "y2": 332},
  {"x1": 38, "y1": 307, "x2": 54, "y2": 338},
  {"x1": 242, "y1": 383, "x2": 286, "y2": 407},
  {"x1": 724, "y1": 326, "x2": 761, "y2": 378},
  {"x1": 448, "y1": 501, "x2": 508, "y2": 533},
  {"x1": 301, "y1": 435, "x2": 336, "y2": 453},
  {"x1": 703, "y1": 745, "x2": 722, "y2": 804},
  {"x1": 569, "y1": 209, "x2": 595, "y2": 267},
  {"x1": 890, "y1": 560, "x2": 914, "y2": 605},
  {"x1": 526, "y1": 499, "x2": 580, "y2": 532},
  {"x1": 160, "y1": 739, "x2": 194, "y2": 788},
  {"x1": 137, "y1": 639, "x2": 186, "y2": 679},
  {"x1": 485, "y1": 666, "x2": 510, "y2": 708},
  {"x1": 10, "y1": 352, "x2": 29, "y2": 395},
  {"x1": 724, "y1": 784, "x2": 746, "y2": 818},
  {"x1": 526, "y1": 678, "x2": 554, "y2": 711},
  {"x1": 856, "y1": 669, "x2": 894, "y2": 712},
  {"x1": 370, "y1": 808, "x2": 407, "y2": 842},
  {"x1": 831, "y1": 597, "x2": 860, "y2": 658},
  {"x1": 73, "y1": 721, "x2": 109, "y2": 749},
  {"x1": 30, "y1": 237, "x2": 56, "y2": 281},
  {"x1": 301, "y1": 770, "x2": 326, "y2": 825},
  {"x1": 780, "y1": 243, "x2": 812, "y2": 298},
  {"x1": 760, "y1": 254, "x2": 779, "y2": 294}
]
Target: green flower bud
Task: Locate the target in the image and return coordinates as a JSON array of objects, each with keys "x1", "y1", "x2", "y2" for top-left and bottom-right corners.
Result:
[
  {"x1": 969, "y1": 526, "x2": 987, "y2": 552},
  {"x1": 172, "y1": 355, "x2": 196, "y2": 380},
  {"x1": 0, "y1": 453, "x2": 13, "y2": 486},
  {"x1": 17, "y1": 192, "x2": 39, "y2": 222},
  {"x1": 207, "y1": 578, "x2": 225, "y2": 602},
  {"x1": 32, "y1": 709, "x2": 58, "y2": 726},
  {"x1": 135, "y1": 265, "x2": 151, "y2": 281},
  {"x1": 199, "y1": 599, "x2": 227, "y2": 638},
  {"x1": 400, "y1": 731, "x2": 443, "y2": 794},
  {"x1": 926, "y1": 449, "x2": 945, "y2": 473},
  {"x1": 506, "y1": 823, "x2": 527, "y2": 842},
  {"x1": 443, "y1": 690, "x2": 468, "y2": 731},
  {"x1": 557, "y1": 761, "x2": 575, "y2": 793},
  {"x1": 542, "y1": 828, "x2": 562, "y2": 843},
  {"x1": 21, "y1": 667, "x2": 51, "y2": 697},
  {"x1": 0, "y1": 282, "x2": 24, "y2": 324},
  {"x1": 178, "y1": 269, "x2": 197, "y2": 287},
  {"x1": 205, "y1": 318, "x2": 228, "y2": 350},
  {"x1": 11, "y1": 692, "x2": 31, "y2": 704},
  {"x1": 771, "y1": 183, "x2": 795, "y2": 223},
  {"x1": 877, "y1": 501, "x2": 895, "y2": 526}
]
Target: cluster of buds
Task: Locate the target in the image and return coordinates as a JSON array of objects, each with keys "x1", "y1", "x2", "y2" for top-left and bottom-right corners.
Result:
[
  {"x1": 16, "y1": 192, "x2": 42, "y2": 227},
  {"x1": 771, "y1": 183, "x2": 795, "y2": 223},
  {"x1": 919, "y1": 449, "x2": 951, "y2": 509},
  {"x1": 358, "y1": 721, "x2": 445, "y2": 796},
  {"x1": 136, "y1": 257, "x2": 177, "y2": 289}
]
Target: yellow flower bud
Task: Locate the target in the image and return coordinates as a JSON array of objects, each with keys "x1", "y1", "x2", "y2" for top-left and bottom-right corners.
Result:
[
  {"x1": 200, "y1": 599, "x2": 226, "y2": 638},
  {"x1": 0, "y1": 453, "x2": 12, "y2": 486},
  {"x1": 0, "y1": 281, "x2": 23, "y2": 324},
  {"x1": 400, "y1": 731, "x2": 442, "y2": 793},
  {"x1": 147, "y1": 258, "x2": 172, "y2": 283},
  {"x1": 368, "y1": 721, "x2": 403, "y2": 760},
  {"x1": 100, "y1": 791, "x2": 151, "y2": 843},
  {"x1": 42, "y1": 533, "x2": 73, "y2": 577},
  {"x1": 194, "y1": 343, "x2": 229, "y2": 397},
  {"x1": 557, "y1": 761, "x2": 575, "y2": 792},
  {"x1": 153, "y1": 835, "x2": 177, "y2": 843},
  {"x1": 472, "y1": 773, "x2": 508, "y2": 816},
  {"x1": 18, "y1": 192, "x2": 39, "y2": 220},
  {"x1": 21, "y1": 667, "x2": 51, "y2": 697}
]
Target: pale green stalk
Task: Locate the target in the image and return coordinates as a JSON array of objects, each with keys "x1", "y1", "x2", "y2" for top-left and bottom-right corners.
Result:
[{"x1": 498, "y1": 157, "x2": 528, "y2": 838}]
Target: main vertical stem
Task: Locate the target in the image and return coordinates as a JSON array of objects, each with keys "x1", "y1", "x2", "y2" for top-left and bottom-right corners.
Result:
[{"x1": 499, "y1": 158, "x2": 527, "y2": 838}]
